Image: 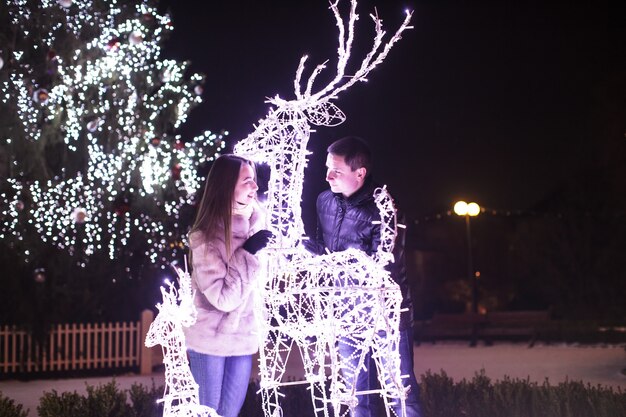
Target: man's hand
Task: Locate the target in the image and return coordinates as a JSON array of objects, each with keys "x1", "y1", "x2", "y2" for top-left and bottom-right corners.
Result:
[{"x1": 302, "y1": 238, "x2": 324, "y2": 255}]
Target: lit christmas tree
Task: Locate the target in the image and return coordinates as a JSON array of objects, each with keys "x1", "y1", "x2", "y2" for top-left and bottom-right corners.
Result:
[{"x1": 0, "y1": 0, "x2": 225, "y2": 322}]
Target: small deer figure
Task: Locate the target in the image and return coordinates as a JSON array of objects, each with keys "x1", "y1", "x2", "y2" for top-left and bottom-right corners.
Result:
[
  {"x1": 145, "y1": 266, "x2": 221, "y2": 417},
  {"x1": 233, "y1": 2, "x2": 413, "y2": 416}
]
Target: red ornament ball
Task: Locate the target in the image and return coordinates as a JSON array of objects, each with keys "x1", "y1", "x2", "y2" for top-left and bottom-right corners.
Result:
[
  {"x1": 115, "y1": 202, "x2": 130, "y2": 216},
  {"x1": 171, "y1": 164, "x2": 182, "y2": 180},
  {"x1": 33, "y1": 88, "x2": 49, "y2": 104},
  {"x1": 33, "y1": 268, "x2": 46, "y2": 283},
  {"x1": 107, "y1": 37, "x2": 121, "y2": 51}
]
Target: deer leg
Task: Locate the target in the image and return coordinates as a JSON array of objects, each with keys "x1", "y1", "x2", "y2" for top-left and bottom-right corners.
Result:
[
  {"x1": 258, "y1": 328, "x2": 293, "y2": 417},
  {"x1": 371, "y1": 329, "x2": 406, "y2": 417}
]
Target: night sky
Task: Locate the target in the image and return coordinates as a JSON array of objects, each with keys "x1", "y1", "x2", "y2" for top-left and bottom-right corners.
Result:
[{"x1": 158, "y1": 0, "x2": 624, "y2": 227}]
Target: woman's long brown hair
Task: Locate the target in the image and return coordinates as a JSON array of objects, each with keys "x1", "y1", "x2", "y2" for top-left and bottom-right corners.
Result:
[{"x1": 189, "y1": 154, "x2": 256, "y2": 258}]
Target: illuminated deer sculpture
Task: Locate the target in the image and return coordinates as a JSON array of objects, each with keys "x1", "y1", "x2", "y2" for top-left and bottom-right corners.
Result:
[
  {"x1": 145, "y1": 267, "x2": 221, "y2": 417},
  {"x1": 233, "y1": 1, "x2": 413, "y2": 416}
]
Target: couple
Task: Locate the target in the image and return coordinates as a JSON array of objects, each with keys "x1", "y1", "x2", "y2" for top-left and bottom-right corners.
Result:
[{"x1": 183, "y1": 136, "x2": 422, "y2": 417}]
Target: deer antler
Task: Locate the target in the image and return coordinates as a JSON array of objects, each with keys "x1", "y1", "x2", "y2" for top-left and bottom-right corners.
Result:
[{"x1": 295, "y1": 0, "x2": 413, "y2": 103}]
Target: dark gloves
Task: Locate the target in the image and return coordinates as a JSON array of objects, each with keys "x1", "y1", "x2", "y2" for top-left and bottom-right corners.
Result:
[
  {"x1": 243, "y1": 230, "x2": 273, "y2": 255},
  {"x1": 302, "y1": 237, "x2": 324, "y2": 255}
]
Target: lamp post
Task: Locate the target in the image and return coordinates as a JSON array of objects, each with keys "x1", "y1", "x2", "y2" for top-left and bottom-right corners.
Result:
[{"x1": 454, "y1": 200, "x2": 480, "y2": 345}]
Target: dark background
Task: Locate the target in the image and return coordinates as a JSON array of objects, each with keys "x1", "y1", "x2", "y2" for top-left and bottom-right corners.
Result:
[
  {"x1": 1, "y1": 0, "x2": 624, "y2": 327},
  {"x1": 155, "y1": 0, "x2": 626, "y2": 318},
  {"x1": 157, "y1": 0, "x2": 624, "y2": 221}
]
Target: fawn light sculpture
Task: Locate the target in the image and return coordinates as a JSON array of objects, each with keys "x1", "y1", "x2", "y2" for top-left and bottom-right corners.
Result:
[{"x1": 145, "y1": 265, "x2": 222, "y2": 417}]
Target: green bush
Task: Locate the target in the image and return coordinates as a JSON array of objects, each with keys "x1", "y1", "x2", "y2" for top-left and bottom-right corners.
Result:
[
  {"x1": 83, "y1": 381, "x2": 130, "y2": 417},
  {"x1": 0, "y1": 392, "x2": 28, "y2": 417},
  {"x1": 26, "y1": 373, "x2": 626, "y2": 417},
  {"x1": 127, "y1": 382, "x2": 163, "y2": 417},
  {"x1": 37, "y1": 380, "x2": 162, "y2": 417},
  {"x1": 240, "y1": 372, "x2": 625, "y2": 417},
  {"x1": 418, "y1": 370, "x2": 626, "y2": 417},
  {"x1": 38, "y1": 391, "x2": 85, "y2": 417}
]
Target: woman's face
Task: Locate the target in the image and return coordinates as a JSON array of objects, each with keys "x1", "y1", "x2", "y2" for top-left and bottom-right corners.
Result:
[{"x1": 233, "y1": 163, "x2": 258, "y2": 206}]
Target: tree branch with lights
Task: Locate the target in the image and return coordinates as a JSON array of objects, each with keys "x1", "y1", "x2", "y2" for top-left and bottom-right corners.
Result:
[{"x1": 0, "y1": 0, "x2": 225, "y2": 323}]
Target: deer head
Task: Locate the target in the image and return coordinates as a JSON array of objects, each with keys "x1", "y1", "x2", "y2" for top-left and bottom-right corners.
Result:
[
  {"x1": 145, "y1": 265, "x2": 196, "y2": 347},
  {"x1": 234, "y1": 0, "x2": 413, "y2": 159}
]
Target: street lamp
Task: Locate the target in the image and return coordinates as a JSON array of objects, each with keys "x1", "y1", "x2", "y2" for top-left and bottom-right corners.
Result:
[{"x1": 454, "y1": 201, "x2": 481, "y2": 345}]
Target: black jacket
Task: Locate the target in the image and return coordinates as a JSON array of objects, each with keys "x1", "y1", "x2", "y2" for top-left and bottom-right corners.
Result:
[{"x1": 311, "y1": 177, "x2": 414, "y2": 330}]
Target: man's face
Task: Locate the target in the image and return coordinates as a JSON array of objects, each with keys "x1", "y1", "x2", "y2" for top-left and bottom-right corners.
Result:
[{"x1": 325, "y1": 153, "x2": 365, "y2": 198}]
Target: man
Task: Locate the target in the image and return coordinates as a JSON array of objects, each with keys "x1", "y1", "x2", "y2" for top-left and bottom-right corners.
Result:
[{"x1": 304, "y1": 136, "x2": 422, "y2": 417}]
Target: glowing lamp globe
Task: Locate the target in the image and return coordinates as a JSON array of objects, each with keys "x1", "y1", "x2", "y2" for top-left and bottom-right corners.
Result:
[
  {"x1": 467, "y1": 202, "x2": 480, "y2": 216},
  {"x1": 453, "y1": 201, "x2": 468, "y2": 216},
  {"x1": 454, "y1": 201, "x2": 480, "y2": 216}
]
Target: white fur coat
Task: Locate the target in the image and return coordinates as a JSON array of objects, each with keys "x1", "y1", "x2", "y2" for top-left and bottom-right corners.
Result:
[{"x1": 184, "y1": 202, "x2": 264, "y2": 356}]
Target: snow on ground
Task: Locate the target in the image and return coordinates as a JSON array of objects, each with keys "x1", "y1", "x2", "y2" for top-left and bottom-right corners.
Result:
[
  {"x1": 1, "y1": 343, "x2": 624, "y2": 416},
  {"x1": 411, "y1": 342, "x2": 626, "y2": 389}
]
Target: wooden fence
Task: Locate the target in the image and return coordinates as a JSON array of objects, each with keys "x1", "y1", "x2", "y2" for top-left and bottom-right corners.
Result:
[{"x1": 0, "y1": 310, "x2": 155, "y2": 376}]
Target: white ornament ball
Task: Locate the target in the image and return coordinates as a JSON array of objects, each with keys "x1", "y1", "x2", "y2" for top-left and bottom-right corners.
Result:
[
  {"x1": 71, "y1": 207, "x2": 87, "y2": 223},
  {"x1": 0, "y1": 56, "x2": 4, "y2": 70},
  {"x1": 194, "y1": 85, "x2": 204, "y2": 95},
  {"x1": 129, "y1": 31, "x2": 143, "y2": 45},
  {"x1": 87, "y1": 119, "x2": 99, "y2": 132},
  {"x1": 57, "y1": 0, "x2": 72, "y2": 8},
  {"x1": 160, "y1": 69, "x2": 171, "y2": 83}
]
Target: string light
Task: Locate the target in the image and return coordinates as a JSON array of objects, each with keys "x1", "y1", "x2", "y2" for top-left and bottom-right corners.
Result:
[{"x1": 411, "y1": 207, "x2": 580, "y2": 225}]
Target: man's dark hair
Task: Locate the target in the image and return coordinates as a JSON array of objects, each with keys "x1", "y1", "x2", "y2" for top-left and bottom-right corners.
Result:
[{"x1": 327, "y1": 136, "x2": 372, "y2": 176}]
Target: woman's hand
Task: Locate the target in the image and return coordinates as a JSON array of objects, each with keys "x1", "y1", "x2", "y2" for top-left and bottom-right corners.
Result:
[{"x1": 242, "y1": 230, "x2": 273, "y2": 254}]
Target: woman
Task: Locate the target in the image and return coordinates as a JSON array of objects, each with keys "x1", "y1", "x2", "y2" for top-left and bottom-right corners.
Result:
[{"x1": 184, "y1": 154, "x2": 272, "y2": 417}]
